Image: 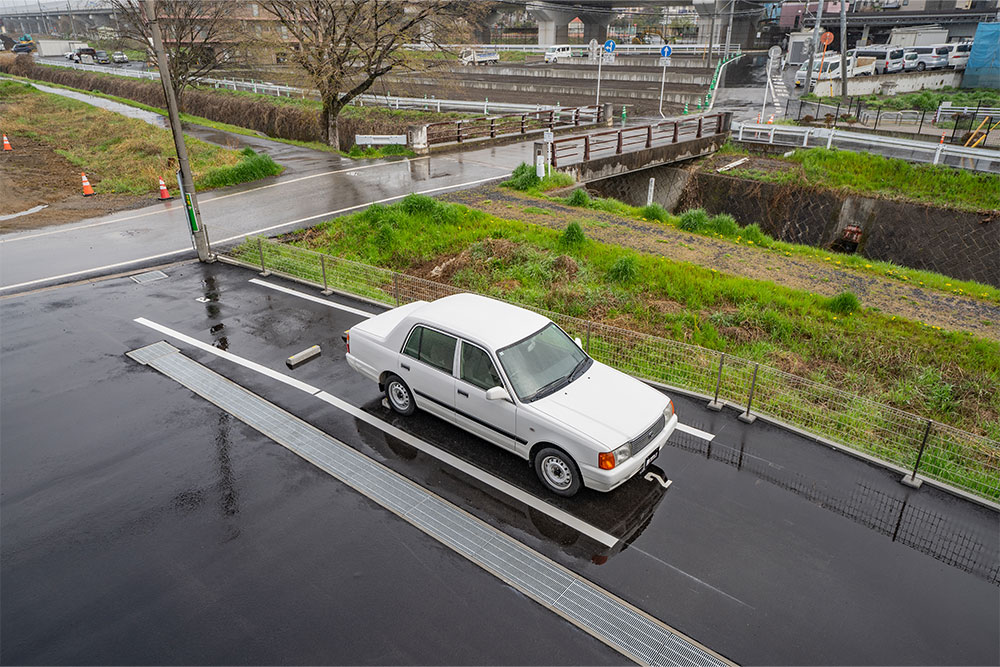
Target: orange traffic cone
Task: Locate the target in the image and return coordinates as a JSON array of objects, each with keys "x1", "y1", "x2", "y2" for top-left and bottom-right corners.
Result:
[
  {"x1": 157, "y1": 176, "x2": 173, "y2": 201},
  {"x1": 2, "y1": 134, "x2": 11, "y2": 151},
  {"x1": 767, "y1": 114, "x2": 774, "y2": 124},
  {"x1": 81, "y1": 172, "x2": 95, "y2": 197}
]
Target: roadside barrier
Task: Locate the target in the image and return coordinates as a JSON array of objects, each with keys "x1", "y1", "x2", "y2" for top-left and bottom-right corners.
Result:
[
  {"x1": 80, "y1": 172, "x2": 94, "y2": 196},
  {"x1": 2, "y1": 134, "x2": 11, "y2": 151},
  {"x1": 216, "y1": 237, "x2": 999, "y2": 506},
  {"x1": 157, "y1": 177, "x2": 173, "y2": 201}
]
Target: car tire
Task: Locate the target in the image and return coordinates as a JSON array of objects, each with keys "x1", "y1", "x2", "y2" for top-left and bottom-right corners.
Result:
[
  {"x1": 534, "y1": 446, "x2": 582, "y2": 497},
  {"x1": 384, "y1": 374, "x2": 415, "y2": 416},
  {"x1": 917, "y1": 62, "x2": 925, "y2": 71}
]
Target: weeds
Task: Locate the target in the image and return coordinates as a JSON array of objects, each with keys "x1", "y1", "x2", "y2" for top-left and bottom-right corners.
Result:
[{"x1": 825, "y1": 291, "x2": 861, "y2": 314}]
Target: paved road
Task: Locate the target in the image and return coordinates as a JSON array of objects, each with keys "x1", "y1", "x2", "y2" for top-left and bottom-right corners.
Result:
[{"x1": 3, "y1": 262, "x2": 996, "y2": 665}]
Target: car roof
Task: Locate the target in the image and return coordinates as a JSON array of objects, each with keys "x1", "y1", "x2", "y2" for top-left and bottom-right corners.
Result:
[{"x1": 414, "y1": 293, "x2": 551, "y2": 349}]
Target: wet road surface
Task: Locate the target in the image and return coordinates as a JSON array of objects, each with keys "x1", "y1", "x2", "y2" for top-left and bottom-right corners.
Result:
[{"x1": 2, "y1": 261, "x2": 997, "y2": 665}]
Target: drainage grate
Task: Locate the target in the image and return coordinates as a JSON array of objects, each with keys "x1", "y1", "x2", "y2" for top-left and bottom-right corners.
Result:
[
  {"x1": 130, "y1": 270, "x2": 169, "y2": 284},
  {"x1": 126, "y1": 341, "x2": 733, "y2": 667}
]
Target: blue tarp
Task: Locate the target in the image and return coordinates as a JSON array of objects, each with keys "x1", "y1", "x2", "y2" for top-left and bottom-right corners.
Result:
[{"x1": 962, "y1": 23, "x2": 1000, "y2": 89}]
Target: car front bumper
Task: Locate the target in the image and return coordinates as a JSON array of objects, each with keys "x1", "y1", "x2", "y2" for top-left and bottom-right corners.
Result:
[{"x1": 580, "y1": 412, "x2": 678, "y2": 492}]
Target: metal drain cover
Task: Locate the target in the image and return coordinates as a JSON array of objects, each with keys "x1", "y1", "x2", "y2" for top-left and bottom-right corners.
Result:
[{"x1": 131, "y1": 270, "x2": 169, "y2": 284}]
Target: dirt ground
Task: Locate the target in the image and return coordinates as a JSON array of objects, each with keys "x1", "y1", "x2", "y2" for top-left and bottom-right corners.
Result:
[
  {"x1": 0, "y1": 134, "x2": 154, "y2": 231},
  {"x1": 443, "y1": 185, "x2": 1000, "y2": 342}
]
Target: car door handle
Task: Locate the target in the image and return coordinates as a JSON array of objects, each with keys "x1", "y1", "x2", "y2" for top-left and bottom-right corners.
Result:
[
  {"x1": 400, "y1": 362, "x2": 410, "y2": 371},
  {"x1": 457, "y1": 389, "x2": 469, "y2": 398}
]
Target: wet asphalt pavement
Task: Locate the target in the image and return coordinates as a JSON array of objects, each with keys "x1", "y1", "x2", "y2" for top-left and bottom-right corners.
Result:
[{"x1": 2, "y1": 261, "x2": 997, "y2": 665}]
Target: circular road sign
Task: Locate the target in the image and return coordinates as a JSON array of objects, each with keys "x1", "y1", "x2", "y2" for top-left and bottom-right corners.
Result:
[
  {"x1": 768, "y1": 45, "x2": 782, "y2": 60},
  {"x1": 661, "y1": 44, "x2": 672, "y2": 58},
  {"x1": 820, "y1": 31, "x2": 834, "y2": 46},
  {"x1": 603, "y1": 39, "x2": 616, "y2": 53}
]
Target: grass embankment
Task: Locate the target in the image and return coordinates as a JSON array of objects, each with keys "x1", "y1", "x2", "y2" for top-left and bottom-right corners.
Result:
[
  {"x1": 0, "y1": 80, "x2": 282, "y2": 193},
  {"x1": 248, "y1": 193, "x2": 1000, "y2": 444},
  {"x1": 502, "y1": 162, "x2": 1000, "y2": 304},
  {"x1": 718, "y1": 144, "x2": 1000, "y2": 214},
  {"x1": 802, "y1": 87, "x2": 1000, "y2": 111}
]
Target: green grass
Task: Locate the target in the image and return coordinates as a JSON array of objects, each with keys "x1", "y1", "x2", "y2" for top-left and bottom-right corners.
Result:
[
  {"x1": 345, "y1": 143, "x2": 416, "y2": 159},
  {"x1": 0, "y1": 80, "x2": 281, "y2": 193},
  {"x1": 804, "y1": 87, "x2": 1000, "y2": 112},
  {"x1": 501, "y1": 162, "x2": 576, "y2": 193},
  {"x1": 235, "y1": 194, "x2": 1000, "y2": 444}
]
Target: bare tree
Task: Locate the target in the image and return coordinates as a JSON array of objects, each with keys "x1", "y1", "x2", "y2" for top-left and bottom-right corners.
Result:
[
  {"x1": 111, "y1": 0, "x2": 244, "y2": 108},
  {"x1": 260, "y1": 0, "x2": 478, "y2": 150}
]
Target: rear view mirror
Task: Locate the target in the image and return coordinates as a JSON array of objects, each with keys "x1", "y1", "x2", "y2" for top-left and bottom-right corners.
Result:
[{"x1": 485, "y1": 387, "x2": 510, "y2": 402}]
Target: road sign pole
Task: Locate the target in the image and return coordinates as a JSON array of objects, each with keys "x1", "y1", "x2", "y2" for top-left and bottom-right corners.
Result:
[
  {"x1": 659, "y1": 61, "x2": 667, "y2": 118},
  {"x1": 596, "y1": 53, "x2": 603, "y2": 107}
]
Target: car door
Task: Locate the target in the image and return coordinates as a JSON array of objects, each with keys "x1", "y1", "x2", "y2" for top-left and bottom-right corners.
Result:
[
  {"x1": 454, "y1": 341, "x2": 521, "y2": 453},
  {"x1": 399, "y1": 325, "x2": 456, "y2": 416}
]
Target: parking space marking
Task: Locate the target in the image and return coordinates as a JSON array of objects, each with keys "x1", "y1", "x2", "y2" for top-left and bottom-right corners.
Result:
[
  {"x1": 132, "y1": 316, "x2": 619, "y2": 549},
  {"x1": 248, "y1": 278, "x2": 376, "y2": 317},
  {"x1": 676, "y1": 423, "x2": 716, "y2": 441}
]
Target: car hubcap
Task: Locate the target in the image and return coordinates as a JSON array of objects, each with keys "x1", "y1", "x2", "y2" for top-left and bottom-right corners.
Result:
[
  {"x1": 389, "y1": 382, "x2": 409, "y2": 411},
  {"x1": 542, "y1": 455, "x2": 572, "y2": 490}
]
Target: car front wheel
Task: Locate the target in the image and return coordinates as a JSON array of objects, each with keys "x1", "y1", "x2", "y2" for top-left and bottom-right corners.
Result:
[
  {"x1": 384, "y1": 374, "x2": 415, "y2": 416},
  {"x1": 534, "y1": 447, "x2": 582, "y2": 497}
]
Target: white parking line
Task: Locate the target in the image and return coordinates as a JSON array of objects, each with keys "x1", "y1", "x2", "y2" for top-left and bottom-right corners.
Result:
[
  {"x1": 132, "y1": 316, "x2": 620, "y2": 549},
  {"x1": 248, "y1": 278, "x2": 376, "y2": 318},
  {"x1": 676, "y1": 423, "x2": 716, "y2": 441}
]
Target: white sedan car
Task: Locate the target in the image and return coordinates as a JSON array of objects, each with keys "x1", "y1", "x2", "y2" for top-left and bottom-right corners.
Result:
[{"x1": 345, "y1": 293, "x2": 678, "y2": 496}]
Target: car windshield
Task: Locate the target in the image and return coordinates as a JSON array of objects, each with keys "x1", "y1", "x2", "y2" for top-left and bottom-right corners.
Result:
[{"x1": 497, "y1": 323, "x2": 591, "y2": 402}]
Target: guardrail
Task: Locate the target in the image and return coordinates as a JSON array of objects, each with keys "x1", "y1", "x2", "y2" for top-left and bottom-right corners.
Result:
[
  {"x1": 403, "y1": 43, "x2": 741, "y2": 56},
  {"x1": 217, "y1": 237, "x2": 999, "y2": 506},
  {"x1": 734, "y1": 121, "x2": 1000, "y2": 174},
  {"x1": 550, "y1": 113, "x2": 726, "y2": 167},
  {"x1": 425, "y1": 105, "x2": 601, "y2": 146}
]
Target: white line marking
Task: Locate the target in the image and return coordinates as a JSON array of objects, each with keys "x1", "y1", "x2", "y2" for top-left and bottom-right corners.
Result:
[
  {"x1": 1, "y1": 173, "x2": 508, "y2": 292},
  {"x1": 132, "y1": 316, "x2": 619, "y2": 549},
  {"x1": 676, "y1": 423, "x2": 716, "y2": 441},
  {"x1": 248, "y1": 278, "x2": 376, "y2": 318}
]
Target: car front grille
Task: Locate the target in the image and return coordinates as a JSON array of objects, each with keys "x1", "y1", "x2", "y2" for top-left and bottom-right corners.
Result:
[{"x1": 629, "y1": 414, "x2": 666, "y2": 453}]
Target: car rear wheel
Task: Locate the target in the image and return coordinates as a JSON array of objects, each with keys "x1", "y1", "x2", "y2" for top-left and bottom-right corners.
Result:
[
  {"x1": 534, "y1": 447, "x2": 582, "y2": 497},
  {"x1": 917, "y1": 62, "x2": 925, "y2": 71},
  {"x1": 384, "y1": 374, "x2": 415, "y2": 416}
]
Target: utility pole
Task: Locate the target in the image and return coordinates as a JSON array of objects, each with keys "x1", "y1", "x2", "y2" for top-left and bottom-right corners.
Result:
[
  {"x1": 144, "y1": 0, "x2": 212, "y2": 262},
  {"x1": 706, "y1": 0, "x2": 717, "y2": 68},
  {"x1": 67, "y1": 0, "x2": 78, "y2": 40},
  {"x1": 724, "y1": 0, "x2": 735, "y2": 60},
  {"x1": 840, "y1": 0, "x2": 847, "y2": 98},
  {"x1": 804, "y1": 0, "x2": 825, "y2": 94}
]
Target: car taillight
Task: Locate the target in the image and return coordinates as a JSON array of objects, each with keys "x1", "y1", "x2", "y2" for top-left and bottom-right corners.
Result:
[
  {"x1": 342, "y1": 330, "x2": 350, "y2": 352},
  {"x1": 599, "y1": 452, "x2": 616, "y2": 470}
]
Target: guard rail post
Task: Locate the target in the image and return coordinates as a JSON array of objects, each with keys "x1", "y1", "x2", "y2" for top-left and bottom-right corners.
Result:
[
  {"x1": 716, "y1": 113, "x2": 724, "y2": 134},
  {"x1": 646, "y1": 125, "x2": 653, "y2": 149},
  {"x1": 707, "y1": 353, "x2": 725, "y2": 411},
  {"x1": 456, "y1": 120, "x2": 462, "y2": 143},
  {"x1": 738, "y1": 363, "x2": 759, "y2": 424},
  {"x1": 918, "y1": 110, "x2": 926, "y2": 134},
  {"x1": 673, "y1": 122, "x2": 679, "y2": 143},
  {"x1": 584, "y1": 135, "x2": 591, "y2": 160},
  {"x1": 901, "y1": 420, "x2": 932, "y2": 489},
  {"x1": 574, "y1": 108, "x2": 580, "y2": 126},
  {"x1": 616, "y1": 130, "x2": 623, "y2": 154},
  {"x1": 548, "y1": 110, "x2": 555, "y2": 129},
  {"x1": 697, "y1": 117, "x2": 703, "y2": 138},
  {"x1": 874, "y1": 108, "x2": 882, "y2": 131},
  {"x1": 320, "y1": 256, "x2": 332, "y2": 295},
  {"x1": 489, "y1": 118, "x2": 496, "y2": 138},
  {"x1": 257, "y1": 238, "x2": 269, "y2": 276}
]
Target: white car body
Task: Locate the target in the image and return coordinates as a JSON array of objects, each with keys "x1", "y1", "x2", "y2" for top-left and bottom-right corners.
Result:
[
  {"x1": 345, "y1": 293, "x2": 678, "y2": 495},
  {"x1": 460, "y1": 48, "x2": 499, "y2": 66},
  {"x1": 544, "y1": 44, "x2": 575, "y2": 63}
]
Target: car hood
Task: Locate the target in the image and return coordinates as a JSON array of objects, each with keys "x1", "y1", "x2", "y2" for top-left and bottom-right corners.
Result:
[{"x1": 531, "y1": 361, "x2": 668, "y2": 447}]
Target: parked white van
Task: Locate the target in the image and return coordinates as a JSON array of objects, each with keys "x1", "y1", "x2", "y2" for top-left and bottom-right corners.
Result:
[
  {"x1": 544, "y1": 44, "x2": 575, "y2": 63},
  {"x1": 851, "y1": 45, "x2": 906, "y2": 74}
]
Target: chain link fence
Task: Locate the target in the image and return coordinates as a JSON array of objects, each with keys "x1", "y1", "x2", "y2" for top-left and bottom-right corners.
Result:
[{"x1": 221, "y1": 237, "x2": 1000, "y2": 504}]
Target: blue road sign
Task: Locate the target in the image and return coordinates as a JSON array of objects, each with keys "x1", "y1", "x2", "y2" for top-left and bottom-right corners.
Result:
[
  {"x1": 603, "y1": 39, "x2": 616, "y2": 53},
  {"x1": 661, "y1": 44, "x2": 672, "y2": 58}
]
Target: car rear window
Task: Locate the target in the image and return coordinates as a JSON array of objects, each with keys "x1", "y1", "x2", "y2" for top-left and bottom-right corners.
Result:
[
  {"x1": 956, "y1": 44, "x2": 971, "y2": 53},
  {"x1": 889, "y1": 49, "x2": 904, "y2": 59}
]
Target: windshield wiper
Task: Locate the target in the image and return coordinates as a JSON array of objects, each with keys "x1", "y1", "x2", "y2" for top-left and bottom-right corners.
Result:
[
  {"x1": 525, "y1": 375, "x2": 571, "y2": 402},
  {"x1": 568, "y1": 356, "x2": 592, "y2": 382}
]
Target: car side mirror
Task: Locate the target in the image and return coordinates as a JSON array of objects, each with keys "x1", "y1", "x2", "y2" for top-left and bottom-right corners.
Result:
[
  {"x1": 485, "y1": 386, "x2": 510, "y2": 402},
  {"x1": 574, "y1": 337, "x2": 584, "y2": 350}
]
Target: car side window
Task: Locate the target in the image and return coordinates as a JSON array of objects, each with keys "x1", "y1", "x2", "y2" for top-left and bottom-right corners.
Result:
[
  {"x1": 460, "y1": 343, "x2": 503, "y2": 391},
  {"x1": 405, "y1": 326, "x2": 457, "y2": 374}
]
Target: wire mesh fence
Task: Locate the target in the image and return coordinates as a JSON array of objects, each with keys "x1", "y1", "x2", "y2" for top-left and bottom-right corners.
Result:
[{"x1": 221, "y1": 237, "x2": 1000, "y2": 503}]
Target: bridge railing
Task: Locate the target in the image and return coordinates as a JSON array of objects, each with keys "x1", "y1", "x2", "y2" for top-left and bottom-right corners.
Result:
[
  {"x1": 424, "y1": 105, "x2": 602, "y2": 146},
  {"x1": 550, "y1": 113, "x2": 728, "y2": 167}
]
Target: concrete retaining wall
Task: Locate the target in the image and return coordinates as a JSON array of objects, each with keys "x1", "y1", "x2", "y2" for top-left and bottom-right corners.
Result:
[
  {"x1": 586, "y1": 166, "x2": 1000, "y2": 286},
  {"x1": 812, "y1": 69, "x2": 964, "y2": 97}
]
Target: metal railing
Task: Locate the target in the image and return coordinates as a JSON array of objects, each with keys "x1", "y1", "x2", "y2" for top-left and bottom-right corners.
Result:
[
  {"x1": 550, "y1": 113, "x2": 726, "y2": 167},
  {"x1": 734, "y1": 121, "x2": 1000, "y2": 174},
  {"x1": 403, "y1": 43, "x2": 741, "y2": 56},
  {"x1": 219, "y1": 237, "x2": 999, "y2": 505},
  {"x1": 425, "y1": 105, "x2": 601, "y2": 146}
]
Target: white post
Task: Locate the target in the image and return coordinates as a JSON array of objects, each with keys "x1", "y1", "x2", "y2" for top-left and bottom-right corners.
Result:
[
  {"x1": 826, "y1": 128, "x2": 835, "y2": 149},
  {"x1": 646, "y1": 177, "x2": 655, "y2": 206},
  {"x1": 659, "y1": 60, "x2": 667, "y2": 119},
  {"x1": 596, "y1": 52, "x2": 604, "y2": 108}
]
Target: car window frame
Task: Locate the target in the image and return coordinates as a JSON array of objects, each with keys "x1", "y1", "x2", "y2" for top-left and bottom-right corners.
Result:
[
  {"x1": 401, "y1": 324, "x2": 459, "y2": 376},
  {"x1": 458, "y1": 340, "x2": 505, "y2": 392}
]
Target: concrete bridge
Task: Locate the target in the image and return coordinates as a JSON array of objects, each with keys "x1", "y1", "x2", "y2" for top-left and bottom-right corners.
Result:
[{"x1": 547, "y1": 112, "x2": 732, "y2": 182}]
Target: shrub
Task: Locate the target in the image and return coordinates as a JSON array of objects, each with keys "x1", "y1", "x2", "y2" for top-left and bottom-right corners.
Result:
[
  {"x1": 559, "y1": 221, "x2": 586, "y2": 249},
  {"x1": 741, "y1": 223, "x2": 771, "y2": 246},
  {"x1": 826, "y1": 291, "x2": 861, "y2": 314},
  {"x1": 678, "y1": 208, "x2": 710, "y2": 232},
  {"x1": 708, "y1": 213, "x2": 739, "y2": 236},
  {"x1": 197, "y1": 148, "x2": 283, "y2": 189},
  {"x1": 639, "y1": 203, "x2": 669, "y2": 222},
  {"x1": 504, "y1": 162, "x2": 541, "y2": 191},
  {"x1": 607, "y1": 255, "x2": 639, "y2": 284},
  {"x1": 400, "y1": 193, "x2": 437, "y2": 215},
  {"x1": 801, "y1": 114, "x2": 815, "y2": 123},
  {"x1": 565, "y1": 188, "x2": 591, "y2": 207}
]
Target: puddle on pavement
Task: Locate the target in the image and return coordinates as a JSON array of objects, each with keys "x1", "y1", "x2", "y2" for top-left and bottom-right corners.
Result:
[{"x1": 0, "y1": 204, "x2": 48, "y2": 222}]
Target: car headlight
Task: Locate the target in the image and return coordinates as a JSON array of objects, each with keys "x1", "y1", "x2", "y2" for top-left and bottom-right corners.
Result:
[
  {"x1": 665, "y1": 399, "x2": 674, "y2": 419},
  {"x1": 598, "y1": 443, "x2": 631, "y2": 470}
]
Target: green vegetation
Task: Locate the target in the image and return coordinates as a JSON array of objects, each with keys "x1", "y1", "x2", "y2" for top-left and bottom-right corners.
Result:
[
  {"x1": 0, "y1": 80, "x2": 282, "y2": 193},
  {"x1": 346, "y1": 143, "x2": 415, "y2": 159},
  {"x1": 726, "y1": 148, "x2": 1000, "y2": 213},
  {"x1": 803, "y1": 87, "x2": 1000, "y2": 111},
  {"x1": 237, "y1": 194, "x2": 999, "y2": 448},
  {"x1": 502, "y1": 162, "x2": 576, "y2": 193}
]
